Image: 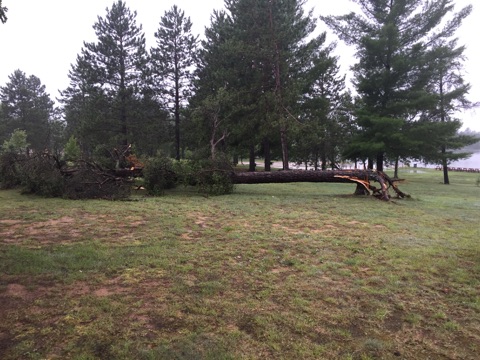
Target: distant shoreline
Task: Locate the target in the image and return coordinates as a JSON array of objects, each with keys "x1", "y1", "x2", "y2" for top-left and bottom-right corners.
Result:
[{"x1": 266, "y1": 152, "x2": 480, "y2": 171}]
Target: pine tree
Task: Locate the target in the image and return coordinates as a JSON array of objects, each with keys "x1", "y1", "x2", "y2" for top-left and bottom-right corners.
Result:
[
  {"x1": 60, "y1": 1, "x2": 150, "y2": 156},
  {"x1": 0, "y1": 70, "x2": 56, "y2": 154},
  {"x1": 191, "y1": 10, "x2": 243, "y2": 160},
  {"x1": 416, "y1": 34, "x2": 478, "y2": 183},
  {"x1": 243, "y1": 0, "x2": 323, "y2": 170},
  {"x1": 321, "y1": 0, "x2": 472, "y2": 172},
  {"x1": 293, "y1": 40, "x2": 348, "y2": 170},
  {"x1": 194, "y1": 0, "x2": 329, "y2": 170},
  {"x1": 151, "y1": 5, "x2": 198, "y2": 160}
]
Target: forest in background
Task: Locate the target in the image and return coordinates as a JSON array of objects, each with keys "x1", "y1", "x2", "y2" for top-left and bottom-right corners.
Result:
[{"x1": 1, "y1": 0, "x2": 479, "y2": 194}]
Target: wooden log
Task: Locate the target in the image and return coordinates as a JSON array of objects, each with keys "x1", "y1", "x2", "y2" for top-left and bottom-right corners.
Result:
[{"x1": 230, "y1": 169, "x2": 409, "y2": 201}]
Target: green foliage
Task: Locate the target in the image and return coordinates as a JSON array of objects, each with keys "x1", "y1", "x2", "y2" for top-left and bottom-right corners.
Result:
[
  {"x1": 0, "y1": 146, "x2": 65, "y2": 195},
  {"x1": 142, "y1": 154, "x2": 178, "y2": 195},
  {"x1": 1, "y1": 129, "x2": 29, "y2": 154},
  {"x1": 321, "y1": 1, "x2": 473, "y2": 171},
  {"x1": 18, "y1": 155, "x2": 65, "y2": 197},
  {"x1": 0, "y1": 152, "x2": 23, "y2": 189},
  {"x1": 1, "y1": 145, "x2": 130, "y2": 199},
  {"x1": 193, "y1": 0, "x2": 336, "y2": 169},
  {"x1": 171, "y1": 158, "x2": 201, "y2": 187},
  {"x1": 193, "y1": 156, "x2": 234, "y2": 196},
  {"x1": 151, "y1": 5, "x2": 198, "y2": 160},
  {"x1": 63, "y1": 135, "x2": 81, "y2": 161},
  {"x1": 142, "y1": 153, "x2": 234, "y2": 196},
  {"x1": 0, "y1": 70, "x2": 56, "y2": 153},
  {"x1": 59, "y1": 0, "x2": 156, "y2": 155}
]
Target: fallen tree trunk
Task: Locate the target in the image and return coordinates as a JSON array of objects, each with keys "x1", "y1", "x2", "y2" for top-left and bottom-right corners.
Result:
[{"x1": 231, "y1": 169, "x2": 409, "y2": 201}]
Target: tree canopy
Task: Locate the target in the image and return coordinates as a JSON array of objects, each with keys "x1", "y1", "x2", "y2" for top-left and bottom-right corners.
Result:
[
  {"x1": 151, "y1": 5, "x2": 198, "y2": 160},
  {"x1": 0, "y1": 70, "x2": 57, "y2": 154},
  {"x1": 1, "y1": 0, "x2": 478, "y2": 193},
  {"x1": 321, "y1": 0, "x2": 475, "y2": 174}
]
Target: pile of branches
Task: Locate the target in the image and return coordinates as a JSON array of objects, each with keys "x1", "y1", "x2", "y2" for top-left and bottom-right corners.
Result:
[
  {"x1": 60, "y1": 159, "x2": 134, "y2": 200},
  {"x1": 0, "y1": 151, "x2": 136, "y2": 199}
]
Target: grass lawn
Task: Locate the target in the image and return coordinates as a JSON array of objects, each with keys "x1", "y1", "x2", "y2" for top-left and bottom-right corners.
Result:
[{"x1": 0, "y1": 168, "x2": 479, "y2": 359}]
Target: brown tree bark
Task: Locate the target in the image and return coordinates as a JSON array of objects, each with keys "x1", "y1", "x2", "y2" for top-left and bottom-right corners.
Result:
[{"x1": 231, "y1": 169, "x2": 408, "y2": 201}]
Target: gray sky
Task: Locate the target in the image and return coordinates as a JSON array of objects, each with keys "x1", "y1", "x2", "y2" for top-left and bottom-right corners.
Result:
[{"x1": 1, "y1": 0, "x2": 478, "y2": 131}]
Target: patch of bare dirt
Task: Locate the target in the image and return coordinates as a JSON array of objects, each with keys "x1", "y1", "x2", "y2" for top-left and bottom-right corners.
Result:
[
  {"x1": 5, "y1": 284, "x2": 28, "y2": 298},
  {"x1": 0, "y1": 214, "x2": 151, "y2": 246},
  {"x1": 0, "y1": 220, "x2": 23, "y2": 225},
  {"x1": 0, "y1": 216, "x2": 81, "y2": 245},
  {"x1": 384, "y1": 309, "x2": 405, "y2": 333}
]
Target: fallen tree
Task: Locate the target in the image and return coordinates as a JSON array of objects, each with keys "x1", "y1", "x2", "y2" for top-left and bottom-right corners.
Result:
[
  {"x1": 2, "y1": 148, "x2": 409, "y2": 201},
  {"x1": 231, "y1": 169, "x2": 409, "y2": 201}
]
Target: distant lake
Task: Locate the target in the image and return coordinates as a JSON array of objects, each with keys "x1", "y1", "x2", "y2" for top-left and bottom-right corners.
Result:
[
  {"x1": 418, "y1": 152, "x2": 480, "y2": 169},
  {"x1": 273, "y1": 152, "x2": 480, "y2": 170}
]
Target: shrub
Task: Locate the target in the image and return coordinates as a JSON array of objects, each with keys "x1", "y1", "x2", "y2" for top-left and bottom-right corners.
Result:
[
  {"x1": 171, "y1": 159, "x2": 201, "y2": 187},
  {"x1": 142, "y1": 154, "x2": 234, "y2": 196},
  {"x1": 142, "y1": 155, "x2": 178, "y2": 195},
  {"x1": 1, "y1": 129, "x2": 29, "y2": 154},
  {"x1": 0, "y1": 152, "x2": 24, "y2": 189},
  {"x1": 194, "y1": 156, "x2": 234, "y2": 196},
  {"x1": 18, "y1": 154, "x2": 65, "y2": 197},
  {"x1": 63, "y1": 135, "x2": 82, "y2": 161}
]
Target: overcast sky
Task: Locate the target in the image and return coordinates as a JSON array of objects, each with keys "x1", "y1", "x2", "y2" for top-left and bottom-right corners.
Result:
[{"x1": 1, "y1": 0, "x2": 478, "y2": 131}]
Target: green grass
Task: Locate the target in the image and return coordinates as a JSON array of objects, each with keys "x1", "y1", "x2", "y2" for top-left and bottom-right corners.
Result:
[{"x1": 0, "y1": 168, "x2": 479, "y2": 359}]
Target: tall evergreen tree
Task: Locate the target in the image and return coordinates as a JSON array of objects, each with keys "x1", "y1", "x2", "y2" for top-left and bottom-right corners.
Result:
[
  {"x1": 416, "y1": 36, "x2": 478, "y2": 184},
  {"x1": 191, "y1": 10, "x2": 249, "y2": 161},
  {"x1": 60, "y1": 0, "x2": 150, "y2": 156},
  {"x1": 293, "y1": 41, "x2": 348, "y2": 170},
  {"x1": 321, "y1": 0, "x2": 472, "y2": 172},
  {"x1": 242, "y1": 0, "x2": 323, "y2": 170},
  {"x1": 0, "y1": 70, "x2": 56, "y2": 154},
  {"x1": 194, "y1": 0, "x2": 329, "y2": 170},
  {"x1": 151, "y1": 5, "x2": 198, "y2": 160}
]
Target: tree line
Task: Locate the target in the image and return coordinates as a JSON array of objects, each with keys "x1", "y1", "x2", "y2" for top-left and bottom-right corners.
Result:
[{"x1": 1, "y1": 0, "x2": 478, "y2": 186}]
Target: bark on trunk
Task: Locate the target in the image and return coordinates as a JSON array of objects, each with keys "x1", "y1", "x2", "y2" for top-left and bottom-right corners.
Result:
[
  {"x1": 394, "y1": 156, "x2": 399, "y2": 179},
  {"x1": 263, "y1": 138, "x2": 271, "y2": 172},
  {"x1": 368, "y1": 157, "x2": 374, "y2": 170},
  {"x1": 376, "y1": 152, "x2": 384, "y2": 172},
  {"x1": 249, "y1": 145, "x2": 256, "y2": 172},
  {"x1": 441, "y1": 146, "x2": 450, "y2": 184},
  {"x1": 280, "y1": 128, "x2": 289, "y2": 170},
  {"x1": 231, "y1": 169, "x2": 408, "y2": 201}
]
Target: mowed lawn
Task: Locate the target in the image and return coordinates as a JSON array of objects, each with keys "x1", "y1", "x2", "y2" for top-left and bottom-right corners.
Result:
[{"x1": 0, "y1": 169, "x2": 479, "y2": 359}]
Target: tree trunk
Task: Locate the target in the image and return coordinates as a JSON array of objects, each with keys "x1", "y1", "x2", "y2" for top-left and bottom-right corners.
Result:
[
  {"x1": 174, "y1": 87, "x2": 181, "y2": 161},
  {"x1": 249, "y1": 145, "x2": 256, "y2": 172},
  {"x1": 231, "y1": 169, "x2": 409, "y2": 201},
  {"x1": 368, "y1": 157, "x2": 374, "y2": 170},
  {"x1": 441, "y1": 145, "x2": 450, "y2": 184},
  {"x1": 394, "y1": 156, "x2": 399, "y2": 179},
  {"x1": 354, "y1": 183, "x2": 370, "y2": 196},
  {"x1": 321, "y1": 151, "x2": 327, "y2": 171},
  {"x1": 280, "y1": 127, "x2": 289, "y2": 170},
  {"x1": 376, "y1": 152, "x2": 384, "y2": 172},
  {"x1": 263, "y1": 138, "x2": 271, "y2": 172}
]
